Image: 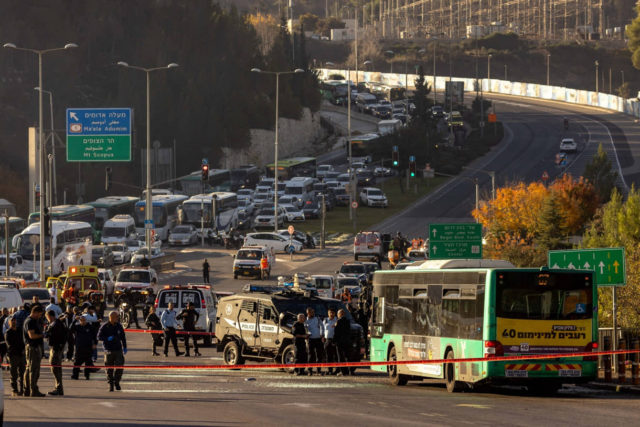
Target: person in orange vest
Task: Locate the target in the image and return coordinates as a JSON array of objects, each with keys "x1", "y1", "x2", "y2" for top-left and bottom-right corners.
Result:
[
  {"x1": 260, "y1": 254, "x2": 270, "y2": 280},
  {"x1": 341, "y1": 288, "x2": 351, "y2": 304},
  {"x1": 62, "y1": 285, "x2": 77, "y2": 307}
]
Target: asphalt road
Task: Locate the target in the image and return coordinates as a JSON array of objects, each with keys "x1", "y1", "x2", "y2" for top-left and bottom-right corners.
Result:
[{"x1": 373, "y1": 93, "x2": 640, "y2": 238}]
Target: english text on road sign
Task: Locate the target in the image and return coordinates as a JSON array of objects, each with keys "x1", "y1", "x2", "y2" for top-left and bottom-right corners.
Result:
[
  {"x1": 548, "y1": 248, "x2": 625, "y2": 286},
  {"x1": 428, "y1": 223, "x2": 482, "y2": 259},
  {"x1": 66, "y1": 108, "x2": 132, "y2": 162}
]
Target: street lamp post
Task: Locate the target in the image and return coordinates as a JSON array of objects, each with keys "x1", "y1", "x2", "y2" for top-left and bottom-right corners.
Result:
[
  {"x1": 117, "y1": 61, "x2": 179, "y2": 252},
  {"x1": 546, "y1": 54, "x2": 551, "y2": 86},
  {"x1": 3, "y1": 42, "x2": 77, "y2": 279},
  {"x1": 385, "y1": 50, "x2": 395, "y2": 73},
  {"x1": 504, "y1": 64, "x2": 507, "y2": 80},
  {"x1": 251, "y1": 68, "x2": 305, "y2": 232},
  {"x1": 595, "y1": 60, "x2": 599, "y2": 93},
  {"x1": 34, "y1": 87, "x2": 56, "y2": 206}
]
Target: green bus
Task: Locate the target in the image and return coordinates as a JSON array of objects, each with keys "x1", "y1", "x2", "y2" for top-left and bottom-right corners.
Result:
[
  {"x1": 180, "y1": 169, "x2": 232, "y2": 196},
  {"x1": 320, "y1": 80, "x2": 349, "y2": 105},
  {"x1": 87, "y1": 196, "x2": 139, "y2": 230},
  {"x1": 0, "y1": 216, "x2": 25, "y2": 250},
  {"x1": 29, "y1": 204, "x2": 99, "y2": 243},
  {"x1": 266, "y1": 157, "x2": 317, "y2": 180},
  {"x1": 370, "y1": 259, "x2": 598, "y2": 393}
]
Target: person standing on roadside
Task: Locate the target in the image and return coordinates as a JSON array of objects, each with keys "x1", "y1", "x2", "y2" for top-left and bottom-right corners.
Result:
[
  {"x1": 23, "y1": 305, "x2": 45, "y2": 397},
  {"x1": 62, "y1": 306, "x2": 78, "y2": 361},
  {"x1": 304, "y1": 307, "x2": 324, "y2": 376},
  {"x1": 178, "y1": 302, "x2": 201, "y2": 357},
  {"x1": 45, "y1": 298, "x2": 63, "y2": 318},
  {"x1": 145, "y1": 306, "x2": 163, "y2": 356},
  {"x1": 334, "y1": 309, "x2": 351, "y2": 377},
  {"x1": 71, "y1": 314, "x2": 97, "y2": 380},
  {"x1": 5, "y1": 317, "x2": 25, "y2": 396},
  {"x1": 44, "y1": 309, "x2": 67, "y2": 396},
  {"x1": 160, "y1": 302, "x2": 183, "y2": 357},
  {"x1": 323, "y1": 308, "x2": 338, "y2": 375},
  {"x1": 292, "y1": 313, "x2": 308, "y2": 376},
  {"x1": 97, "y1": 311, "x2": 127, "y2": 392},
  {"x1": 202, "y1": 259, "x2": 210, "y2": 284}
]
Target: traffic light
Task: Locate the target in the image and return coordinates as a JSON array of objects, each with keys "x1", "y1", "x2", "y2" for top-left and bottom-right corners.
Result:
[
  {"x1": 392, "y1": 146, "x2": 399, "y2": 167},
  {"x1": 105, "y1": 167, "x2": 113, "y2": 191},
  {"x1": 201, "y1": 163, "x2": 209, "y2": 181},
  {"x1": 409, "y1": 156, "x2": 416, "y2": 177},
  {"x1": 43, "y1": 207, "x2": 51, "y2": 237}
]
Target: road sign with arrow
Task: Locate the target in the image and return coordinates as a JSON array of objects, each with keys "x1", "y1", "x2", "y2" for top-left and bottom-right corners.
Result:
[
  {"x1": 548, "y1": 248, "x2": 625, "y2": 286},
  {"x1": 428, "y1": 223, "x2": 482, "y2": 260}
]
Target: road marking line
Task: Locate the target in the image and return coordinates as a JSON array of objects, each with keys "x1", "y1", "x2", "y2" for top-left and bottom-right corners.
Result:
[{"x1": 456, "y1": 404, "x2": 491, "y2": 409}]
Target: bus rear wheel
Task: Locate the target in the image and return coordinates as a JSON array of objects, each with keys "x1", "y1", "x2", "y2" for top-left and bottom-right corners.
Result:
[
  {"x1": 445, "y1": 350, "x2": 460, "y2": 393},
  {"x1": 388, "y1": 346, "x2": 408, "y2": 386}
]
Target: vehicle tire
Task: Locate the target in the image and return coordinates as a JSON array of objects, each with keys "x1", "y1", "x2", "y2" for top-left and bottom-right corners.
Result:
[
  {"x1": 388, "y1": 346, "x2": 408, "y2": 386},
  {"x1": 284, "y1": 245, "x2": 294, "y2": 254},
  {"x1": 203, "y1": 325, "x2": 213, "y2": 347},
  {"x1": 223, "y1": 341, "x2": 244, "y2": 366},
  {"x1": 120, "y1": 311, "x2": 131, "y2": 329},
  {"x1": 445, "y1": 350, "x2": 460, "y2": 393},
  {"x1": 281, "y1": 344, "x2": 297, "y2": 374}
]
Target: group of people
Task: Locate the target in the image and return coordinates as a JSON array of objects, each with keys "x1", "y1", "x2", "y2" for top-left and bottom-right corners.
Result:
[
  {"x1": 144, "y1": 302, "x2": 202, "y2": 357},
  {"x1": 291, "y1": 307, "x2": 353, "y2": 376},
  {"x1": 0, "y1": 297, "x2": 128, "y2": 396}
]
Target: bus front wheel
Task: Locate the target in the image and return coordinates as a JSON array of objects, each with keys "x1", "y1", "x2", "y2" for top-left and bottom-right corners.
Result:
[
  {"x1": 445, "y1": 350, "x2": 460, "y2": 393},
  {"x1": 388, "y1": 346, "x2": 408, "y2": 386}
]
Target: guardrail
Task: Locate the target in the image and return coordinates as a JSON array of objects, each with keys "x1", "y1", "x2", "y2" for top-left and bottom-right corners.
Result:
[{"x1": 318, "y1": 69, "x2": 640, "y2": 118}]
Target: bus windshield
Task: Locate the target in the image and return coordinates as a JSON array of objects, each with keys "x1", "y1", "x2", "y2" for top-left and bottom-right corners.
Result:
[
  {"x1": 102, "y1": 226, "x2": 126, "y2": 238},
  {"x1": 16, "y1": 234, "x2": 51, "y2": 260},
  {"x1": 496, "y1": 271, "x2": 593, "y2": 320}
]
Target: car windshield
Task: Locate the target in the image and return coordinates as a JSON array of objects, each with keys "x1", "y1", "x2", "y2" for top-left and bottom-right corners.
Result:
[
  {"x1": 237, "y1": 250, "x2": 262, "y2": 260},
  {"x1": 92, "y1": 248, "x2": 104, "y2": 255},
  {"x1": 238, "y1": 190, "x2": 253, "y2": 196},
  {"x1": 110, "y1": 245, "x2": 125, "y2": 252},
  {"x1": 284, "y1": 206, "x2": 298, "y2": 213},
  {"x1": 102, "y1": 226, "x2": 126, "y2": 238},
  {"x1": 337, "y1": 278, "x2": 359, "y2": 287},
  {"x1": 258, "y1": 209, "x2": 273, "y2": 216},
  {"x1": 369, "y1": 190, "x2": 383, "y2": 196},
  {"x1": 340, "y1": 265, "x2": 365, "y2": 274},
  {"x1": 172, "y1": 226, "x2": 191, "y2": 234},
  {"x1": 314, "y1": 278, "x2": 332, "y2": 289},
  {"x1": 117, "y1": 270, "x2": 150, "y2": 283}
]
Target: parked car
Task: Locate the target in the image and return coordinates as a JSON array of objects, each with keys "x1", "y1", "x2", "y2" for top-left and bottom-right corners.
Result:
[
  {"x1": 130, "y1": 246, "x2": 165, "y2": 265},
  {"x1": 359, "y1": 187, "x2": 388, "y2": 207},
  {"x1": 19, "y1": 287, "x2": 50, "y2": 304},
  {"x1": 316, "y1": 164, "x2": 335, "y2": 179},
  {"x1": 277, "y1": 229, "x2": 317, "y2": 249},
  {"x1": 334, "y1": 187, "x2": 350, "y2": 206},
  {"x1": 356, "y1": 169, "x2": 376, "y2": 187},
  {"x1": 91, "y1": 245, "x2": 114, "y2": 267},
  {"x1": 12, "y1": 271, "x2": 40, "y2": 286},
  {"x1": 374, "y1": 167, "x2": 393, "y2": 177},
  {"x1": 280, "y1": 204, "x2": 305, "y2": 222},
  {"x1": 302, "y1": 199, "x2": 321, "y2": 219},
  {"x1": 168, "y1": 224, "x2": 198, "y2": 246},
  {"x1": 278, "y1": 195, "x2": 302, "y2": 209},
  {"x1": 253, "y1": 206, "x2": 286, "y2": 228},
  {"x1": 108, "y1": 243, "x2": 132, "y2": 264},
  {"x1": 244, "y1": 232, "x2": 303, "y2": 254}
]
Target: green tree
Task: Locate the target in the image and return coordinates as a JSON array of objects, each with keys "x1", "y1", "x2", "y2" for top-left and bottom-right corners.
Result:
[
  {"x1": 626, "y1": 5, "x2": 640, "y2": 69},
  {"x1": 535, "y1": 194, "x2": 563, "y2": 251},
  {"x1": 582, "y1": 187, "x2": 640, "y2": 331},
  {"x1": 411, "y1": 65, "x2": 431, "y2": 126},
  {"x1": 583, "y1": 144, "x2": 618, "y2": 203}
]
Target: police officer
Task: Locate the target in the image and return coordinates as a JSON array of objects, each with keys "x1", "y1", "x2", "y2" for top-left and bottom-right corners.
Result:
[
  {"x1": 23, "y1": 305, "x2": 45, "y2": 397},
  {"x1": 145, "y1": 306, "x2": 162, "y2": 356},
  {"x1": 5, "y1": 317, "x2": 25, "y2": 396},
  {"x1": 160, "y1": 302, "x2": 183, "y2": 357},
  {"x1": 334, "y1": 309, "x2": 351, "y2": 376},
  {"x1": 323, "y1": 308, "x2": 338, "y2": 375},
  {"x1": 71, "y1": 314, "x2": 97, "y2": 380},
  {"x1": 304, "y1": 308, "x2": 324, "y2": 375},
  {"x1": 45, "y1": 309, "x2": 67, "y2": 396},
  {"x1": 97, "y1": 311, "x2": 127, "y2": 392},
  {"x1": 292, "y1": 313, "x2": 308, "y2": 376},
  {"x1": 178, "y1": 302, "x2": 201, "y2": 357}
]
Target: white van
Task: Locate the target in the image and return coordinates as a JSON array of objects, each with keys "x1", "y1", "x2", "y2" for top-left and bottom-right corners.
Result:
[
  {"x1": 101, "y1": 215, "x2": 137, "y2": 244},
  {"x1": 0, "y1": 283, "x2": 23, "y2": 310},
  {"x1": 377, "y1": 119, "x2": 402, "y2": 135},
  {"x1": 285, "y1": 178, "x2": 314, "y2": 205}
]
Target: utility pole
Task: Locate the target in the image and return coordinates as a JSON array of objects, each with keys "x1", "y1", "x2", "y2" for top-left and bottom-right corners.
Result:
[{"x1": 3, "y1": 210, "x2": 9, "y2": 276}]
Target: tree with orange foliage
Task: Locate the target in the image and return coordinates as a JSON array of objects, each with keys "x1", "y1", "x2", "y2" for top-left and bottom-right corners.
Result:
[{"x1": 473, "y1": 174, "x2": 599, "y2": 267}]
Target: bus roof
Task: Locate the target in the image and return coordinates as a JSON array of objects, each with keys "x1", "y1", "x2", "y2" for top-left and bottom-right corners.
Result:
[
  {"x1": 266, "y1": 157, "x2": 315, "y2": 168},
  {"x1": 88, "y1": 196, "x2": 139, "y2": 208},
  {"x1": 184, "y1": 192, "x2": 236, "y2": 203},
  {"x1": 405, "y1": 259, "x2": 516, "y2": 270},
  {"x1": 0, "y1": 216, "x2": 23, "y2": 224},
  {"x1": 135, "y1": 194, "x2": 188, "y2": 207},
  {"x1": 22, "y1": 220, "x2": 92, "y2": 234}
]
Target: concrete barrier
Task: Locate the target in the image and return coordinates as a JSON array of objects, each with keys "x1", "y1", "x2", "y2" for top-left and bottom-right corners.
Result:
[
  {"x1": 151, "y1": 254, "x2": 175, "y2": 272},
  {"x1": 319, "y1": 68, "x2": 640, "y2": 119}
]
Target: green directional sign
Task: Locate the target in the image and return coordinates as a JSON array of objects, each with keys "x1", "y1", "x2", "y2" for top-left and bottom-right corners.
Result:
[
  {"x1": 548, "y1": 248, "x2": 625, "y2": 286},
  {"x1": 66, "y1": 108, "x2": 132, "y2": 162},
  {"x1": 429, "y1": 223, "x2": 482, "y2": 259}
]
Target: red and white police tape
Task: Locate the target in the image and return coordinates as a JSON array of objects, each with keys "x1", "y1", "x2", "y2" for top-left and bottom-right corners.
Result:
[
  {"x1": 10, "y1": 348, "x2": 640, "y2": 371},
  {"x1": 124, "y1": 328, "x2": 215, "y2": 336}
]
